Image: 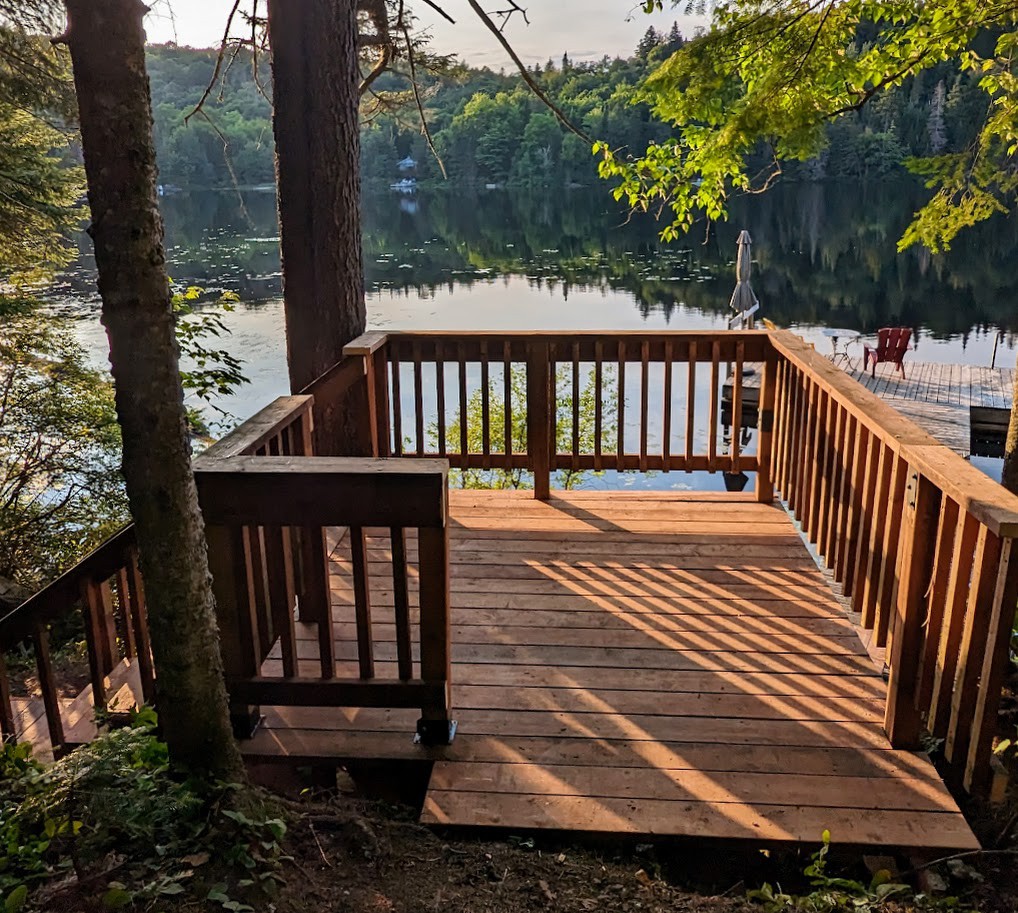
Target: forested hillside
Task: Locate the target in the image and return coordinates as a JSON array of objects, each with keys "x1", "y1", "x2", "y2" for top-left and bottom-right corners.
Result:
[{"x1": 146, "y1": 23, "x2": 989, "y2": 189}]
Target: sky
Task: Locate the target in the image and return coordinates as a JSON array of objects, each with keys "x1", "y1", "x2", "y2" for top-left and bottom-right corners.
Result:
[{"x1": 144, "y1": 1, "x2": 706, "y2": 69}]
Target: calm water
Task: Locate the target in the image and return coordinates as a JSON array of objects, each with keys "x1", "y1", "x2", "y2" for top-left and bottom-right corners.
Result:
[{"x1": 45, "y1": 181, "x2": 1018, "y2": 484}]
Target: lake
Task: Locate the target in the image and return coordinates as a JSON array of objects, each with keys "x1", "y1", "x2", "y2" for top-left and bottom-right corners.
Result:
[{"x1": 45, "y1": 180, "x2": 1018, "y2": 484}]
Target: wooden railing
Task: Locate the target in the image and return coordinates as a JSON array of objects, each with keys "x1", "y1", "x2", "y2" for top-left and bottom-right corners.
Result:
[
  {"x1": 343, "y1": 331, "x2": 770, "y2": 499},
  {"x1": 769, "y1": 330, "x2": 1018, "y2": 794},
  {"x1": 0, "y1": 526, "x2": 154, "y2": 755},
  {"x1": 193, "y1": 395, "x2": 454, "y2": 744},
  {"x1": 8, "y1": 327, "x2": 1018, "y2": 793}
]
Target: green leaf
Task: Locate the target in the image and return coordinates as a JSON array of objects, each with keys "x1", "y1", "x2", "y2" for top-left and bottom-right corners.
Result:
[
  {"x1": 101, "y1": 886, "x2": 133, "y2": 909},
  {"x1": 4, "y1": 886, "x2": 28, "y2": 913}
]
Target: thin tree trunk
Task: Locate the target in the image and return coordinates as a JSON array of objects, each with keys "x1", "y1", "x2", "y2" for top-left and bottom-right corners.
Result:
[
  {"x1": 268, "y1": 0, "x2": 366, "y2": 454},
  {"x1": 1002, "y1": 357, "x2": 1018, "y2": 494},
  {"x1": 61, "y1": 0, "x2": 244, "y2": 780}
]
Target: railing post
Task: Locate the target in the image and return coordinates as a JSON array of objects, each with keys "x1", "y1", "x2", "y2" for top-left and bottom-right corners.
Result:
[
  {"x1": 526, "y1": 341, "x2": 552, "y2": 500},
  {"x1": 416, "y1": 523, "x2": 454, "y2": 744},
  {"x1": 884, "y1": 466, "x2": 939, "y2": 748},
  {"x1": 205, "y1": 524, "x2": 262, "y2": 738},
  {"x1": 756, "y1": 349, "x2": 777, "y2": 503}
]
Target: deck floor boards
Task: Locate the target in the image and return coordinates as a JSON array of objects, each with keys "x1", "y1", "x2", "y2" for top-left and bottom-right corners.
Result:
[{"x1": 245, "y1": 490, "x2": 976, "y2": 850}]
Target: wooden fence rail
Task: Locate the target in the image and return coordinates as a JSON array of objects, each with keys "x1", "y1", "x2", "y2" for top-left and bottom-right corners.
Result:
[
  {"x1": 6, "y1": 329, "x2": 1018, "y2": 794},
  {"x1": 193, "y1": 396, "x2": 454, "y2": 744},
  {"x1": 770, "y1": 330, "x2": 1018, "y2": 794},
  {"x1": 343, "y1": 331, "x2": 771, "y2": 500}
]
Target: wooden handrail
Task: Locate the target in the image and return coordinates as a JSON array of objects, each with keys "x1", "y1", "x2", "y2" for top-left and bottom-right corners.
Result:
[
  {"x1": 768, "y1": 328, "x2": 1018, "y2": 795},
  {"x1": 0, "y1": 393, "x2": 317, "y2": 752},
  {"x1": 343, "y1": 330, "x2": 770, "y2": 498},
  {"x1": 770, "y1": 330, "x2": 1018, "y2": 535}
]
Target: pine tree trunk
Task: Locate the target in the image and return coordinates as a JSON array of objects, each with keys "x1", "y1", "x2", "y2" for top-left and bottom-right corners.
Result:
[
  {"x1": 62, "y1": 0, "x2": 244, "y2": 780},
  {"x1": 268, "y1": 0, "x2": 366, "y2": 454},
  {"x1": 1002, "y1": 354, "x2": 1018, "y2": 495}
]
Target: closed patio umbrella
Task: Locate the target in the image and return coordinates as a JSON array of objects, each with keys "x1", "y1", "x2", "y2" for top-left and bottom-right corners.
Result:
[{"x1": 728, "y1": 230, "x2": 759, "y2": 329}]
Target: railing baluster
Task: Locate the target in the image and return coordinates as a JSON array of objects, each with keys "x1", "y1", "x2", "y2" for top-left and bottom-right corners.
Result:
[
  {"x1": 436, "y1": 341, "x2": 446, "y2": 457},
  {"x1": 860, "y1": 443, "x2": 891, "y2": 630},
  {"x1": 350, "y1": 526, "x2": 375, "y2": 679},
  {"x1": 413, "y1": 342, "x2": 425, "y2": 457},
  {"x1": 708, "y1": 341, "x2": 720, "y2": 470},
  {"x1": 594, "y1": 340, "x2": 603, "y2": 471},
  {"x1": 964, "y1": 537, "x2": 1018, "y2": 792},
  {"x1": 929, "y1": 511, "x2": 979, "y2": 738},
  {"x1": 917, "y1": 497, "x2": 959, "y2": 711},
  {"x1": 371, "y1": 344, "x2": 392, "y2": 458},
  {"x1": 849, "y1": 433, "x2": 879, "y2": 611},
  {"x1": 390, "y1": 527, "x2": 413, "y2": 681},
  {"x1": 391, "y1": 350, "x2": 403, "y2": 456},
  {"x1": 639, "y1": 340, "x2": 650, "y2": 472},
  {"x1": 945, "y1": 526, "x2": 1003, "y2": 772},
  {"x1": 264, "y1": 524, "x2": 299, "y2": 678},
  {"x1": 114, "y1": 567, "x2": 137, "y2": 659},
  {"x1": 685, "y1": 341, "x2": 696, "y2": 465},
  {"x1": 617, "y1": 341, "x2": 626, "y2": 468},
  {"x1": 458, "y1": 342, "x2": 468, "y2": 461},
  {"x1": 822, "y1": 404, "x2": 845, "y2": 564},
  {"x1": 33, "y1": 624, "x2": 65, "y2": 755},
  {"x1": 662, "y1": 339, "x2": 673, "y2": 472},
  {"x1": 0, "y1": 650, "x2": 16, "y2": 742},
  {"x1": 874, "y1": 454, "x2": 908, "y2": 648},
  {"x1": 572, "y1": 342, "x2": 581, "y2": 469},
  {"x1": 838, "y1": 422, "x2": 868, "y2": 593},
  {"x1": 80, "y1": 578, "x2": 110, "y2": 709},
  {"x1": 481, "y1": 341, "x2": 491, "y2": 468},
  {"x1": 804, "y1": 385, "x2": 825, "y2": 542},
  {"x1": 526, "y1": 340, "x2": 552, "y2": 500},
  {"x1": 756, "y1": 352, "x2": 777, "y2": 503},
  {"x1": 247, "y1": 526, "x2": 274, "y2": 659},
  {"x1": 771, "y1": 359, "x2": 788, "y2": 497},
  {"x1": 126, "y1": 548, "x2": 156, "y2": 704},
  {"x1": 503, "y1": 341, "x2": 513, "y2": 459},
  {"x1": 729, "y1": 340, "x2": 744, "y2": 473},
  {"x1": 885, "y1": 468, "x2": 939, "y2": 748}
]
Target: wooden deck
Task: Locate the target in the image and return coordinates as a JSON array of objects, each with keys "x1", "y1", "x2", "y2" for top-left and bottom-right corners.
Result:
[
  {"x1": 834, "y1": 356, "x2": 1015, "y2": 457},
  {"x1": 730, "y1": 356, "x2": 1014, "y2": 457},
  {"x1": 245, "y1": 490, "x2": 977, "y2": 850}
]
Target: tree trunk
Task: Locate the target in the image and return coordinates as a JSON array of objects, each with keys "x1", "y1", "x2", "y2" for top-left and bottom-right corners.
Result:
[
  {"x1": 62, "y1": 0, "x2": 244, "y2": 780},
  {"x1": 268, "y1": 0, "x2": 366, "y2": 454},
  {"x1": 1002, "y1": 356, "x2": 1018, "y2": 495}
]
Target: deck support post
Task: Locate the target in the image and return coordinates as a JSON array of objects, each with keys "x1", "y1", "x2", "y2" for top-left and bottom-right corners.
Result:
[
  {"x1": 416, "y1": 524, "x2": 455, "y2": 744},
  {"x1": 527, "y1": 341, "x2": 553, "y2": 500},
  {"x1": 756, "y1": 351, "x2": 777, "y2": 503},
  {"x1": 884, "y1": 466, "x2": 939, "y2": 748}
]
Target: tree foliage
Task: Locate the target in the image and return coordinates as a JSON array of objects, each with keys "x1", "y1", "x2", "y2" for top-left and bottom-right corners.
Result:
[
  {"x1": 0, "y1": 298, "x2": 122, "y2": 589},
  {"x1": 601, "y1": 1, "x2": 1018, "y2": 251}
]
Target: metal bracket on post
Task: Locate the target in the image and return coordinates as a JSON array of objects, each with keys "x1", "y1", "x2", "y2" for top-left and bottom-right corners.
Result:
[
  {"x1": 231, "y1": 707, "x2": 263, "y2": 740},
  {"x1": 906, "y1": 469, "x2": 919, "y2": 510},
  {"x1": 414, "y1": 718, "x2": 457, "y2": 746}
]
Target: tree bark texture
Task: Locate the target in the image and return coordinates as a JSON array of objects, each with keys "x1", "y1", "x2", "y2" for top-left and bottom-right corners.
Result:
[
  {"x1": 268, "y1": 0, "x2": 367, "y2": 455},
  {"x1": 62, "y1": 0, "x2": 244, "y2": 780}
]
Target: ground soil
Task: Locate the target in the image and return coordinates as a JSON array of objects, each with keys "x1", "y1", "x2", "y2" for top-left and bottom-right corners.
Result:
[{"x1": 256, "y1": 768, "x2": 1018, "y2": 913}]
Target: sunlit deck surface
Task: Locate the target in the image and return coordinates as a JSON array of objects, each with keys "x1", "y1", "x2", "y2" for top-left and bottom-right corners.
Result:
[{"x1": 246, "y1": 490, "x2": 976, "y2": 850}]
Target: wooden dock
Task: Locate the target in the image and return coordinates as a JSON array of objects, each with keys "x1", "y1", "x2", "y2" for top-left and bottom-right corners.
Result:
[
  {"x1": 728, "y1": 356, "x2": 1015, "y2": 457},
  {"x1": 834, "y1": 356, "x2": 1014, "y2": 457},
  {"x1": 246, "y1": 490, "x2": 977, "y2": 850}
]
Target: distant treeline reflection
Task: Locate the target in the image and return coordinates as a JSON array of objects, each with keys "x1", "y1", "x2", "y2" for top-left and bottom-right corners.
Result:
[{"x1": 58, "y1": 182, "x2": 1018, "y2": 340}]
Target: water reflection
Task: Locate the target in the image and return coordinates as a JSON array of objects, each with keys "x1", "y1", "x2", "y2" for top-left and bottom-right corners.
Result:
[{"x1": 42, "y1": 182, "x2": 1017, "y2": 480}]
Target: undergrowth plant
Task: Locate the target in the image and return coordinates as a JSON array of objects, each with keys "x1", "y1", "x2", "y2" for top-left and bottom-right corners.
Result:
[
  {"x1": 748, "y1": 831, "x2": 961, "y2": 912},
  {"x1": 0, "y1": 709, "x2": 286, "y2": 912}
]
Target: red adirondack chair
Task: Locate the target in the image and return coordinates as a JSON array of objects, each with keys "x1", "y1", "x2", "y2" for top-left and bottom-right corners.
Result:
[{"x1": 864, "y1": 327, "x2": 912, "y2": 378}]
